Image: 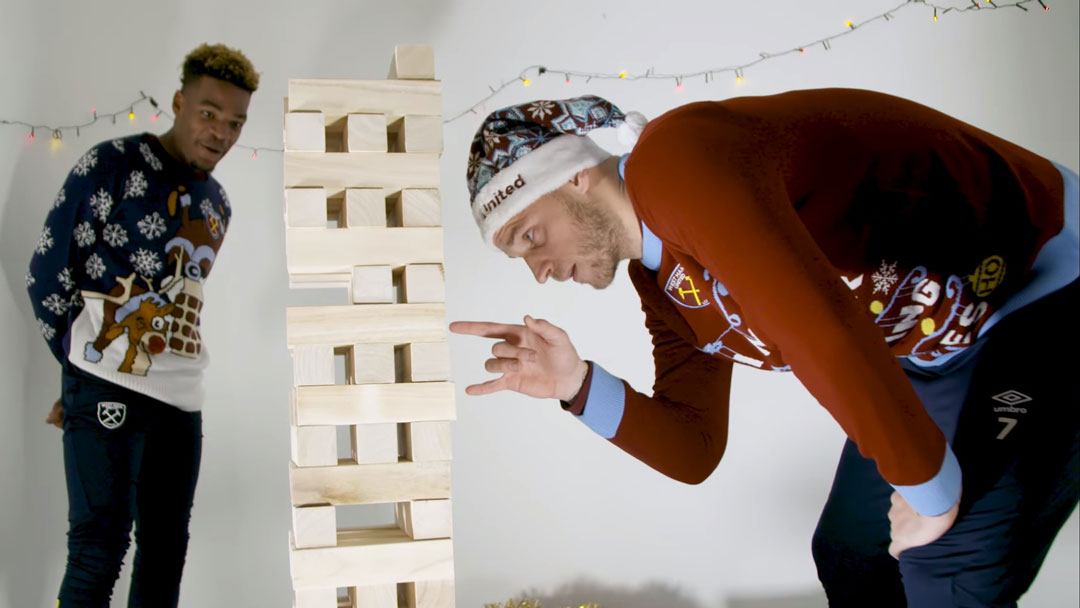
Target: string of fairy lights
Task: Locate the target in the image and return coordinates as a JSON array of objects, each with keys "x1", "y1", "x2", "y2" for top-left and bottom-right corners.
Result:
[{"x1": 0, "y1": 0, "x2": 1053, "y2": 158}]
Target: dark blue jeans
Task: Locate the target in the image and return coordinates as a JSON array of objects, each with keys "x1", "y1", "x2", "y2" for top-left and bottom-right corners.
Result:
[
  {"x1": 812, "y1": 279, "x2": 1080, "y2": 607},
  {"x1": 58, "y1": 365, "x2": 202, "y2": 608}
]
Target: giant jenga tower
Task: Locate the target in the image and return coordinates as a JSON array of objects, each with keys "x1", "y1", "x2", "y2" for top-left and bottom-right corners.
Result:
[{"x1": 283, "y1": 45, "x2": 455, "y2": 608}]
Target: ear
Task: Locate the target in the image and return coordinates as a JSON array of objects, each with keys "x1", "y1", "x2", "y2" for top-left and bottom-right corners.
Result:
[
  {"x1": 172, "y1": 90, "x2": 183, "y2": 115},
  {"x1": 567, "y1": 168, "x2": 591, "y2": 194}
]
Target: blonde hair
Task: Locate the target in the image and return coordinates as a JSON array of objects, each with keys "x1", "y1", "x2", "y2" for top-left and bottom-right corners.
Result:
[{"x1": 181, "y1": 43, "x2": 259, "y2": 92}]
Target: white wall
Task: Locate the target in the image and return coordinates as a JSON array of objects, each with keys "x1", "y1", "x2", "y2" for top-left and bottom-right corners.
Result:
[{"x1": 0, "y1": 1, "x2": 1075, "y2": 606}]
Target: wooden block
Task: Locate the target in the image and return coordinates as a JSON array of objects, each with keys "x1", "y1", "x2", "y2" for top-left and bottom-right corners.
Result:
[
  {"x1": 285, "y1": 112, "x2": 326, "y2": 152},
  {"x1": 402, "y1": 265, "x2": 445, "y2": 303},
  {"x1": 345, "y1": 113, "x2": 387, "y2": 152},
  {"x1": 344, "y1": 188, "x2": 386, "y2": 227},
  {"x1": 288, "y1": 79, "x2": 442, "y2": 122},
  {"x1": 295, "y1": 383, "x2": 455, "y2": 426},
  {"x1": 286, "y1": 188, "x2": 328, "y2": 228},
  {"x1": 389, "y1": 45, "x2": 435, "y2": 80},
  {"x1": 349, "y1": 584, "x2": 397, "y2": 608},
  {"x1": 290, "y1": 527, "x2": 453, "y2": 590},
  {"x1": 395, "y1": 189, "x2": 441, "y2": 227},
  {"x1": 350, "y1": 266, "x2": 393, "y2": 304},
  {"x1": 290, "y1": 461, "x2": 450, "y2": 506},
  {"x1": 402, "y1": 115, "x2": 442, "y2": 154},
  {"x1": 287, "y1": 228, "x2": 442, "y2": 283},
  {"x1": 295, "y1": 588, "x2": 337, "y2": 608},
  {"x1": 352, "y1": 423, "x2": 398, "y2": 465},
  {"x1": 293, "y1": 505, "x2": 337, "y2": 549},
  {"x1": 401, "y1": 343, "x2": 450, "y2": 382},
  {"x1": 405, "y1": 421, "x2": 451, "y2": 462},
  {"x1": 405, "y1": 580, "x2": 455, "y2": 608},
  {"x1": 284, "y1": 151, "x2": 439, "y2": 194},
  {"x1": 291, "y1": 424, "x2": 337, "y2": 467},
  {"x1": 291, "y1": 345, "x2": 336, "y2": 386},
  {"x1": 347, "y1": 343, "x2": 396, "y2": 385},
  {"x1": 397, "y1": 499, "x2": 452, "y2": 540},
  {"x1": 287, "y1": 303, "x2": 446, "y2": 347}
]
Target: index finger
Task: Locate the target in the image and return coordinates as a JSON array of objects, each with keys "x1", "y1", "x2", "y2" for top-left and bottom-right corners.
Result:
[{"x1": 449, "y1": 321, "x2": 524, "y2": 340}]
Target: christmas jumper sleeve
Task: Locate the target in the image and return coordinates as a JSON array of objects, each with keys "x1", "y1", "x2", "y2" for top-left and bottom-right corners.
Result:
[
  {"x1": 624, "y1": 105, "x2": 959, "y2": 516},
  {"x1": 28, "y1": 143, "x2": 118, "y2": 363},
  {"x1": 565, "y1": 260, "x2": 735, "y2": 485}
]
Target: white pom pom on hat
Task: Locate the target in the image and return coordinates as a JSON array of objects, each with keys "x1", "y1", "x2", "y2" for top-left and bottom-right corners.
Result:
[{"x1": 617, "y1": 111, "x2": 649, "y2": 148}]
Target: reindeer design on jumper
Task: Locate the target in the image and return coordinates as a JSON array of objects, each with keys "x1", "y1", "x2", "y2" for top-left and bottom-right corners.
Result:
[
  {"x1": 81, "y1": 188, "x2": 227, "y2": 376},
  {"x1": 82, "y1": 273, "x2": 180, "y2": 376}
]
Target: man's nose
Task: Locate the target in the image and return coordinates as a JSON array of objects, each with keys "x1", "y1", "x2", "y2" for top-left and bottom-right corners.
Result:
[{"x1": 525, "y1": 255, "x2": 551, "y2": 284}]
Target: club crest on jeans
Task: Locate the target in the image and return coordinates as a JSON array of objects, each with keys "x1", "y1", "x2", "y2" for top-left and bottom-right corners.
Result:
[{"x1": 97, "y1": 401, "x2": 126, "y2": 429}]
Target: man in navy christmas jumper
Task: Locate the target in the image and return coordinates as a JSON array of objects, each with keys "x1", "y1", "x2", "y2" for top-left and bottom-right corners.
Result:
[{"x1": 27, "y1": 43, "x2": 257, "y2": 607}]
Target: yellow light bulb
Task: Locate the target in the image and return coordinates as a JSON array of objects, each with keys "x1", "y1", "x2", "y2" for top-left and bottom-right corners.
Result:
[
  {"x1": 845, "y1": 19, "x2": 853, "y2": 28},
  {"x1": 128, "y1": 111, "x2": 136, "y2": 121},
  {"x1": 522, "y1": 78, "x2": 531, "y2": 86},
  {"x1": 619, "y1": 70, "x2": 627, "y2": 79}
]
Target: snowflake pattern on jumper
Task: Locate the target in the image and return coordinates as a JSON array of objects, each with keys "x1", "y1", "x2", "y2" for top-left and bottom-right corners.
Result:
[
  {"x1": 38, "y1": 318, "x2": 55, "y2": 340},
  {"x1": 103, "y1": 224, "x2": 129, "y2": 248},
  {"x1": 124, "y1": 170, "x2": 149, "y2": 199},
  {"x1": 57, "y1": 268, "x2": 75, "y2": 292},
  {"x1": 130, "y1": 248, "x2": 162, "y2": 277},
  {"x1": 112, "y1": 139, "x2": 125, "y2": 152},
  {"x1": 85, "y1": 253, "x2": 106, "y2": 279},
  {"x1": 89, "y1": 189, "x2": 113, "y2": 222},
  {"x1": 73, "y1": 148, "x2": 99, "y2": 177},
  {"x1": 527, "y1": 101, "x2": 556, "y2": 119},
  {"x1": 54, "y1": 188, "x2": 66, "y2": 209},
  {"x1": 36, "y1": 227, "x2": 54, "y2": 255},
  {"x1": 139, "y1": 142, "x2": 163, "y2": 171},
  {"x1": 42, "y1": 293, "x2": 69, "y2": 316},
  {"x1": 137, "y1": 212, "x2": 166, "y2": 240},
  {"x1": 872, "y1": 260, "x2": 900, "y2": 294},
  {"x1": 74, "y1": 221, "x2": 96, "y2": 247},
  {"x1": 25, "y1": 272, "x2": 35, "y2": 287},
  {"x1": 69, "y1": 291, "x2": 84, "y2": 309},
  {"x1": 219, "y1": 187, "x2": 230, "y2": 209},
  {"x1": 199, "y1": 198, "x2": 215, "y2": 217}
]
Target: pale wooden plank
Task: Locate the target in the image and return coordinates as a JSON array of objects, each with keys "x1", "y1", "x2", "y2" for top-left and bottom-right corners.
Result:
[
  {"x1": 287, "y1": 79, "x2": 442, "y2": 124},
  {"x1": 291, "y1": 345, "x2": 336, "y2": 387},
  {"x1": 291, "y1": 424, "x2": 338, "y2": 468},
  {"x1": 397, "y1": 499, "x2": 452, "y2": 541},
  {"x1": 401, "y1": 343, "x2": 451, "y2": 383},
  {"x1": 402, "y1": 264, "x2": 445, "y2": 303},
  {"x1": 405, "y1": 421, "x2": 452, "y2": 462},
  {"x1": 349, "y1": 584, "x2": 397, "y2": 608},
  {"x1": 290, "y1": 461, "x2": 451, "y2": 506},
  {"x1": 402, "y1": 115, "x2": 442, "y2": 154},
  {"x1": 286, "y1": 227, "x2": 443, "y2": 279},
  {"x1": 345, "y1": 113, "x2": 387, "y2": 152},
  {"x1": 350, "y1": 266, "x2": 394, "y2": 304},
  {"x1": 288, "y1": 272, "x2": 352, "y2": 290},
  {"x1": 389, "y1": 45, "x2": 435, "y2": 80},
  {"x1": 285, "y1": 188, "x2": 328, "y2": 228},
  {"x1": 295, "y1": 383, "x2": 456, "y2": 426},
  {"x1": 405, "y1": 580, "x2": 455, "y2": 608},
  {"x1": 292, "y1": 505, "x2": 337, "y2": 549},
  {"x1": 284, "y1": 151, "x2": 438, "y2": 196},
  {"x1": 286, "y1": 303, "x2": 446, "y2": 347},
  {"x1": 295, "y1": 588, "x2": 337, "y2": 608},
  {"x1": 347, "y1": 343, "x2": 396, "y2": 385},
  {"x1": 344, "y1": 188, "x2": 386, "y2": 228},
  {"x1": 290, "y1": 527, "x2": 453, "y2": 590},
  {"x1": 352, "y1": 423, "x2": 398, "y2": 465},
  {"x1": 285, "y1": 112, "x2": 326, "y2": 152},
  {"x1": 395, "y1": 189, "x2": 441, "y2": 227}
]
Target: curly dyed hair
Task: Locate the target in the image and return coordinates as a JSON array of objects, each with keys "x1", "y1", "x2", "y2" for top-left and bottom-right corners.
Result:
[{"x1": 181, "y1": 43, "x2": 259, "y2": 93}]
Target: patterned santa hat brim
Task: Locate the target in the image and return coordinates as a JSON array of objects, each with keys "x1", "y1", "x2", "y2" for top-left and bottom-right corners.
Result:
[{"x1": 471, "y1": 134, "x2": 610, "y2": 246}]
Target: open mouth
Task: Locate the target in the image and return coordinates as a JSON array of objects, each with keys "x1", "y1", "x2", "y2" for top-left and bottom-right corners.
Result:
[{"x1": 200, "y1": 143, "x2": 223, "y2": 157}]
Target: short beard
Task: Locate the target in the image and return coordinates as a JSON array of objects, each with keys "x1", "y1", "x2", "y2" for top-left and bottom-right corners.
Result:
[{"x1": 558, "y1": 189, "x2": 622, "y2": 289}]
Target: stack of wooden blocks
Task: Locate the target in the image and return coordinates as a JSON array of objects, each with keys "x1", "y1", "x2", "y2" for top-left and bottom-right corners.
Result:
[{"x1": 283, "y1": 45, "x2": 455, "y2": 608}]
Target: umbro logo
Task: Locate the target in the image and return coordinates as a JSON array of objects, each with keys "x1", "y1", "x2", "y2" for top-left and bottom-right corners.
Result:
[{"x1": 992, "y1": 390, "x2": 1031, "y2": 414}]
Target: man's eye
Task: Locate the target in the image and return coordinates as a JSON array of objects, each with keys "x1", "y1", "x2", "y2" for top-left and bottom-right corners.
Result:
[
  {"x1": 524, "y1": 230, "x2": 534, "y2": 243},
  {"x1": 202, "y1": 110, "x2": 213, "y2": 119}
]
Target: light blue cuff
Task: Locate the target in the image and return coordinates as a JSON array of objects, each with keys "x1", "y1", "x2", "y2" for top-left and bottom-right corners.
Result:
[
  {"x1": 640, "y1": 222, "x2": 663, "y2": 271},
  {"x1": 890, "y1": 443, "x2": 962, "y2": 516},
  {"x1": 577, "y1": 363, "x2": 626, "y2": 439}
]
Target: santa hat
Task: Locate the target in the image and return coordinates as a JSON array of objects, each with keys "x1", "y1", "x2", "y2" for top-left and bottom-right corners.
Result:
[{"x1": 466, "y1": 95, "x2": 648, "y2": 246}]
